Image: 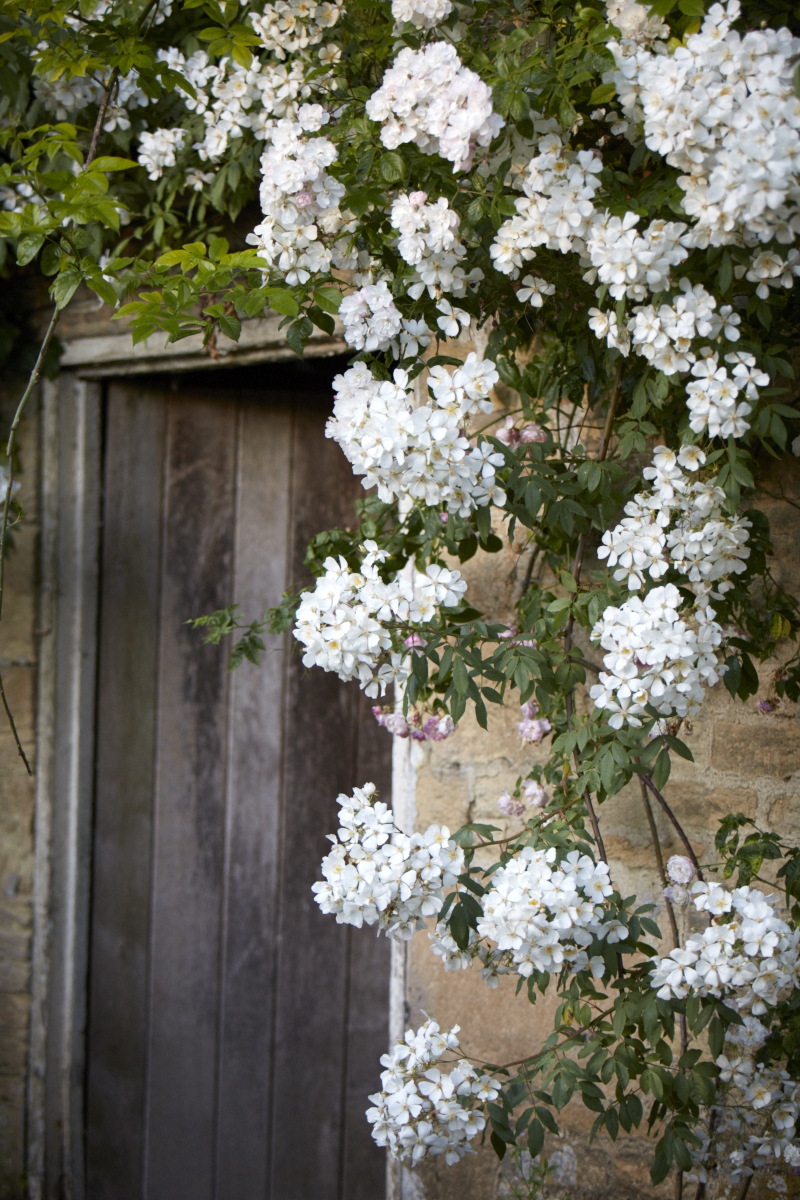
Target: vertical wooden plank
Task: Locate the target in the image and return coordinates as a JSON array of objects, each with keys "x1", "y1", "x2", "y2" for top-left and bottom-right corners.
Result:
[
  {"x1": 214, "y1": 402, "x2": 293, "y2": 1200},
  {"x1": 143, "y1": 397, "x2": 237, "y2": 1200},
  {"x1": 268, "y1": 401, "x2": 363, "y2": 1200},
  {"x1": 43, "y1": 378, "x2": 102, "y2": 1200},
  {"x1": 340, "y1": 692, "x2": 392, "y2": 1200},
  {"x1": 85, "y1": 387, "x2": 166, "y2": 1200}
]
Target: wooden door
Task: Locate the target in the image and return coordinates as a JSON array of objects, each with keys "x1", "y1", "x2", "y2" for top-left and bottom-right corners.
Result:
[{"x1": 85, "y1": 382, "x2": 390, "y2": 1200}]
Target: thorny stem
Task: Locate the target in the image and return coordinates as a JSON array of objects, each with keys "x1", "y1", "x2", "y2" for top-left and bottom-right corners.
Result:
[
  {"x1": 0, "y1": 64, "x2": 119, "y2": 772},
  {"x1": 639, "y1": 777, "x2": 680, "y2": 949},
  {"x1": 640, "y1": 774, "x2": 704, "y2": 881}
]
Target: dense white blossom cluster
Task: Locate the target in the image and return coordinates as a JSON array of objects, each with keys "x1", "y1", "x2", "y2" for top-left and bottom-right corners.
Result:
[
  {"x1": 590, "y1": 446, "x2": 750, "y2": 726},
  {"x1": 606, "y1": 0, "x2": 800, "y2": 248},
  {"x1": 584, "y1": 212, "x2": 689, "y2": 301},
  {"x1": 476, "y1": 846, "x2": 619, "y2": 979},
  {"x1": 325, "y1": 355, "x2": 506, "y2": 515},
  {"x1": 250, "y1": 0, "x2": 341, "y2": 60},
  {"x1": 590, "y1": 584, "x2": 725, "y2": 727},
  {"x1": 312, "y1": 783, "x2": 465, "y2": 938},
  {"x1": 490, "y1": 132, "x2": 603, "y2": 273},
  {"x1": 365, "y1": 43, "x2": 505, "y2": 171},
  {"x1": 293, "y1": 540, "x2": 466, "y2": 696},
  {"x1": 248, "y1": 119, "x2": 360, "y2": 284},
  {"x1": 391, "y1": 0, "x2": 454, "y2": 28},
  {"x1": 339, "y1": 281, "x2": 403, "y2": 352},
  {"x1": 651, "y1": 883, "x2": 800, "y2": 1015},
  {"x1": 366, "y1": 1019, "x2": 502, "y2": 1164},
  {"x1": 596, "y1": 445, "x2": 751, "y2": 595},
  {"x1": 390, "y1": 191, "x2": 483, "y2": 300},
  {"x1": 137, "y1": 128, "x2": 186, "y2": 181}
]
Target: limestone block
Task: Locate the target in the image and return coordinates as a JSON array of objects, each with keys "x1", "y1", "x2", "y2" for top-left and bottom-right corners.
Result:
[{"x1": 712, "y1": 720, "x2": 800, "y2": 778}]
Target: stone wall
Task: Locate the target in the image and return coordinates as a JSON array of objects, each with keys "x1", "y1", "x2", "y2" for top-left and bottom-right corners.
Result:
[
  {"x1": 0, "y1": 390, "x2": 38, "y2": 1198},
  {"x1": 398, "y1": 457, "x2": 800, "y2": 1200}
]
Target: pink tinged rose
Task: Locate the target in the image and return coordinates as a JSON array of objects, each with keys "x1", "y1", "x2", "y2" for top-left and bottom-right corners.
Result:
[
  {"x1": 517, "y1": 717, "x2": 551, "y2": 743},
  {"x1": 520, "y1": 699, "x2": 539, "y2": 720},
  {"x1": 372, "y1": 707, "x2": 410, "y2": 738},
  {"x1": 408, "y1": 191, "x2": 428, "y2": 208},
  {"x1": 521, "y1": 779, "x2": 548, "y2": 807},
  {"x1": 423, "y1": 715, "x2": 457, "y2": 742},
  {"x1": 519, "y1": 423, "x2": 547, "y2": 443},
  {"x1": 294, "y1": 190, "x2": 314, "y2": 208},
  {"x1": 404, "y1": 633, "x2": 426, "y2": 648},
  {"x1": 666, "y1": 854, "x2": 696, "y2": 884},
  {"x1": 497, "y1": 790, "x2": 526, "y2": 817}
]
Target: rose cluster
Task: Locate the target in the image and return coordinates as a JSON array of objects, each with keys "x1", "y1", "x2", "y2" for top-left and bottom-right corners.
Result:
[
  {"x1": 475, "y1": 846, "x2": 620, "y2": 980},
  {"x1": 365, "y1": 42, "x2": 505, "y2": 172},
  {"x1": 325, "y1": 355, "x2": 506, "y2": 516},
  {"x1": 650, "y1": 882, "x2": 800, "y2": 1015},
  {"x1": 312, "y1": 783, "x2": 465, "y2": 939},
  {"x1": 589, "y1": 446, "x2": 751, "y2": 727},
  {"x1": 366, "y1": 1018, "x2": 502, "y2": 1165},
  {"x1": 293, "y1": 540, "x2": 466, "y2": 697}
]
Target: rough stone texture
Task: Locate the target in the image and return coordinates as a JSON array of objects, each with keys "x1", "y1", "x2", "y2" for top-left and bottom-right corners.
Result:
[
  {"x1": 401, "y1": 455, "x2": 800, "y2": 1199},
  {"x1": 0, "y1": 389, "x2": 38, "y2": 1199}
]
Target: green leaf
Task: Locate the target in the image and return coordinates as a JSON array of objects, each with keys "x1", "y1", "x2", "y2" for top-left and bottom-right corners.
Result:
[
  {"x1": 653, "y1": 750, "x2": 671, "y2": 791},
  {"x1": 527, "y1": 1119, "x2": 544, "y2": 1157},
  {"x1": 40, "y1": 242, "x2": 62, "y2": 276},
  {"x1": 590, "y1": 83, "x2": 617, "y2": 104},
  {"x1": 15, "y1": 233, "x2": 44, "y2": 266},
  {"x1": 218, "y1": 314, "x2": 241, "y2": 341},
  {"x1": 287, "y1": 315, "x2": 313, "y2": 358},
  {"x1": 265, "y1": 289, "x2": 300, "y2": 317},
  {"x1": 490, "y1": 1130, "x2": 506, "y2": 1160},
  {"x1": 378, "y1": 152, "x2": 405, "y2": 183},
  {"x1": 314, "y1": 286, "x2": 342, "y2": 315},
  {"x1": 51, "y1": 266, "x2": 82, "y2": 311},
  {"x1": 88, "y1": 156, "x2": 137, "y2": 173}
]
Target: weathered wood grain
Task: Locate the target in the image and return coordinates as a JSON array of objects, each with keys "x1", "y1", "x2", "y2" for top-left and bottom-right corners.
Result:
[
  {"x1": 86, "y1": 385, "x2": 390, "y2": 1200},
  {"x1": 143, "y1": 396, "x2": 237, "y2": 1200},
  {"x1": 86, "y1": 387, "x2": 166, "y2": 1200}
]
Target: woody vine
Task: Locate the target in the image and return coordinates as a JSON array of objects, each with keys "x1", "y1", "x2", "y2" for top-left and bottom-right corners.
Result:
[{"x1": 4, "y1": 0, "x2": 800, "y2": 1192}]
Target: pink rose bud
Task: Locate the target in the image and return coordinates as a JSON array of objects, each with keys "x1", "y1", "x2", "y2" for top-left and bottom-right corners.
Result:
[
  {"x1": 408, "y1": 190, "x2": 428, "y2": 208},
  {"x1": 294, "y1": 190, "x2": 314, "y2": 208},
  {"x1": 404, "y1": 633, "x2": 426, "y2": 649},
  {"x1": 521, "y1": 779, "x2": 548, "y2": 807},
  {"x1": 423, "y1": 715, "x2": 456, "y2": 742},
  {"x1": 496, "y1": 416, "x2": 520, "y2": 447},
  {"x1": 519, "y1": 423, "x2": 547, "y2": 443},
  {"x1": 520, "y1": 699, "x2": 539, "y2": 720},
  {"x1": 439, "y1": 512, "x2": 448, "y2": 524},
  {"x1": 498, "y1": 790, "x2": 526, "y2": 818},
  {"x1": 517, "y1": 717, "x2": 551, "y2": 744}
]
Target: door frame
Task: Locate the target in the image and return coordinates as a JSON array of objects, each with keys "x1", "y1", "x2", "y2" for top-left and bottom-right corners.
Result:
[{"x1": 28, "y1": 357, "x2": 415, "y2": 1200}]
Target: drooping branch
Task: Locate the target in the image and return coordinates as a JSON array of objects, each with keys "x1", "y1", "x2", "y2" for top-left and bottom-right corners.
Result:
[
  {"x1": 639, "y1": 777, "x2": 680, "y2": 949},
  {"x1": 641, "y1": 773, "x2": 703, "y2": 880}
]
